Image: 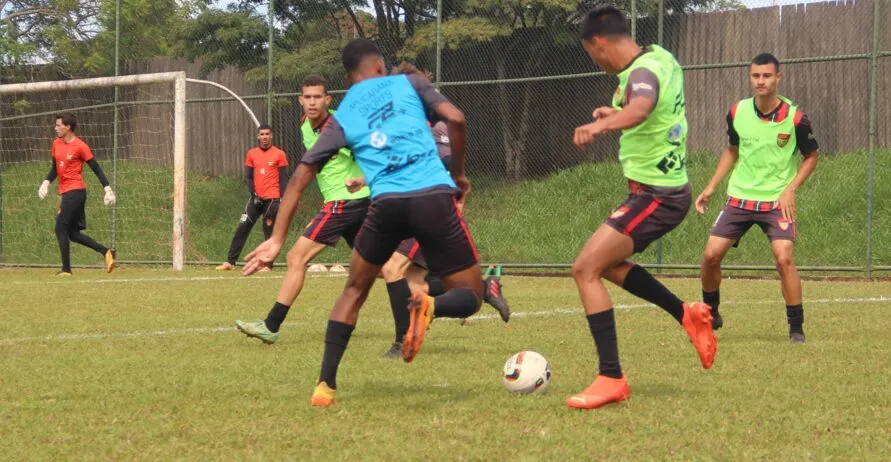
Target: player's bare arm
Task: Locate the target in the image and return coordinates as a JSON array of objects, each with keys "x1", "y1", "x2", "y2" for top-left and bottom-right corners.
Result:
[
  {"x1": 777, "y1": 151, "x2": 818, "y2": 222},
  {"x1": 573, "y1": 96, "x2": 655, "y2": 148},
  {"x1": 344, "y1": 177, "x2": 366, "y2": 193},
  {"x1": 592, "y1": 106, "x2": 619, "y2": 120},
  {"x1": 433, "y1": 101, "x2": 469, "y2": 202},
  {"x1": 695, "y1": 145, "x2": 739, "y2": 214}
]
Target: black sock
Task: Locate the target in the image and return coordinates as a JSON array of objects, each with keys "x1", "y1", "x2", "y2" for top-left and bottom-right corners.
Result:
[
  {"x1": 432, "y1": 288, "x2": 480, "y2": 318},
  {"x1": 703, "y1": 290, "x2": 720, "y2": 316},
  {"x1": 622, "y1": 264, "x2": 685, "y2": 324},
  {"x1": 264, "y1": 302, "x2": 290, "y2": 333},
  {"x1": 318, "y1": 320, "x2": 355, "y2": 389},
  {"x1": 55, "y1": 225, "x2": 72, "y2": 272},
  {"x1": 587, "y1": 309, "x2": 622, "y2": 378},
  {"x1": 787, "y1": 304, "x2": 804, "y2": 334},
  {"x1": 425, "y1": 274, "x2": 445, "y2": 297},
  {"x1": 386, "y1": 279, "x2": 412, "y2": 343}
]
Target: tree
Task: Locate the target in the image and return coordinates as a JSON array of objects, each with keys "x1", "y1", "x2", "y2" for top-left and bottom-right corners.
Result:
[
  {"x1": 1, "y1": 0, "x2": 199, "y2": 80},
  {"x1": 400, "y1": 0, "x2": 740, "y2": 179}
]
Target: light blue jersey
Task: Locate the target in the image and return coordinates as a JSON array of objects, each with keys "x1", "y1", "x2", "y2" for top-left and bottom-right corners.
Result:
[{"x1": 333, "y1": 75, "x2": 455, "y2": 198}]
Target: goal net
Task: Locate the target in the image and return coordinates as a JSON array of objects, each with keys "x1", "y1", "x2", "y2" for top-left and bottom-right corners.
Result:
[{"x1": 0, "y1": 72, "x2": 262, "y2": 271}]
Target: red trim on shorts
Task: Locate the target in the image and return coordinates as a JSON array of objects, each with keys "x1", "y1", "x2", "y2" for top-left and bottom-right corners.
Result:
[
  {"x1": 408, "y1": 241, "x2": 420, "y2": 259},
  {"x1": 309, "y1": 201, "x2": 334, "y2": 241},
  {"x1": 726, "y1": 196, "x2": 778, "y2": 212},
  {"x1": 336, "y1": 200, "x2": 344, "y2": 214},
  {"x1": 624, "y1": 198, "x2": 662, "y2": 234},
  {"x1": 452, "y1": 197, "x2": 480, "y2": 261},
  {"x1": 629, "y1": 180, "x2": 643, "y2": 195}
]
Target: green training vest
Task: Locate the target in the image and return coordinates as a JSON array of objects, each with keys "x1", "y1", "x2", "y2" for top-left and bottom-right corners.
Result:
[
  {"x1": 613, "y1": 45, "x2": 688, "y2": 187},
  {"x1": 300, "y1": 111, "x2": 370, "y2": 202},
  {"x1": 727, "y1": 96, "x2": 799, "y2": 202}
]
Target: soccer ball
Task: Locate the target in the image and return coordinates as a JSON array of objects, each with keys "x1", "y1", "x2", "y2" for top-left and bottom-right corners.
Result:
[{"x1": 502, "y1": 351, "x2": 551, "y2": 394}]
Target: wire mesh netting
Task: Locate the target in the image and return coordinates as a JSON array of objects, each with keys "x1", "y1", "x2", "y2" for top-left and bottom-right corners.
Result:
[{"x1": 1, "y1": 0, "x2": 889, "y2": 273}]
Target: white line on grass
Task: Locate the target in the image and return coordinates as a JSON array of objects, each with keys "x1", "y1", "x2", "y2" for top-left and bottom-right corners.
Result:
[
  {"x1": 1, "y1": 296, "x2": 889, "y2": 346},
  {"x1": 3, "y1": 273, "x2": 346, "y2": 285}
]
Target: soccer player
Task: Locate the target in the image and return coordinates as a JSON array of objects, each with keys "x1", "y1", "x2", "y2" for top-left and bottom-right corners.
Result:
[
  {"x1": 215, "y1": 124, "x2": 288, "y2": 272},
  {"x1": 38, "y1": 113, "x2": 117, "y2": 276},
  {"x1": 373, "y1": 62, "x2": 511, "y2": 360},
  {"x1": 234, "y1": 75, "x2": 371, "y2": 344},
  {"x1": 243, "y1": 38, "x2": 482, "y2": 406},
  {"x1": 565, "y1": 6, "x2": 716, "y2": 410},
  {"x1": 695, "y1": 53, "x2": 818, "y2": 344}
]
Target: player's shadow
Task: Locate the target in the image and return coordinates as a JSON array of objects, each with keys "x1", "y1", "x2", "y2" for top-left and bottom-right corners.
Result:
[
  {"x1": 358, "y1": 381, "x2": 475, "y2": 404},
  {"x1": 716, "y1": 333, "x2": 787, "y2": 344},
  {"x1": 630, "y1": 382, "x2": 684, "y2": 398}
]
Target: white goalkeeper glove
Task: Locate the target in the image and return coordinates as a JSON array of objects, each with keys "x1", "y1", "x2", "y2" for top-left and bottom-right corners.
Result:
[
  {"x1": 103, "y1": 186, "x2": 117, "y2": 206},
  {"x1": 38, "y1": 180, "x2": 50, "y2": 200}
]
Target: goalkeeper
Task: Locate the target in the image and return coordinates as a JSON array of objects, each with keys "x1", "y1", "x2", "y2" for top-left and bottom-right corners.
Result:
[
  {"x1": 38, "y1": 113, "x2": 117, "y2": 275},
  {"x1": 216, "y1": 124, "x2": 289, "y2": 271}
]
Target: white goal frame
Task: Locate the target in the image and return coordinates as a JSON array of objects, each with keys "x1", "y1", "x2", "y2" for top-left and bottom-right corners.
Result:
[{"x1": 1, "y1": 72, "x2": 261, "y2": 270}]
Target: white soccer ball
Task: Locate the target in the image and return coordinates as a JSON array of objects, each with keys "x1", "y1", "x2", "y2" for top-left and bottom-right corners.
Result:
[{"x1": 502, "y1": 351, "x2": 551, "y2": 394}]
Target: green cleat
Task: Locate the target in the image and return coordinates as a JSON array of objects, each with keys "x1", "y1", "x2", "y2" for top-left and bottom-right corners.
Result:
[{"x1": 235, "y1": 319, "x2": 279, "y2": 344}]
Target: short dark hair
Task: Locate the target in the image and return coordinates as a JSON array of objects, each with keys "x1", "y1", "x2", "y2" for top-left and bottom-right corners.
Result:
[
  {"x1": 579, "y1": 5, "x2": 630, "y2": 40},
  {"x1": 300, "y1": 74, "x2": 328, "y2": 93},
  {"x1": 342, "y1": 38, "x2": 382, "y2": 73},
  {"x1": 751, "y1": 53, "x2": 780, "y2": 72},
  {"x1": 257, "y1": 123, "x2": 273, "y2": 132},
  {"x1": 56, "y1": 113, "x2": 77, "y2": 132},
  {"x1": 391, "y1": 61, "x2": 420, "y2": 76}
]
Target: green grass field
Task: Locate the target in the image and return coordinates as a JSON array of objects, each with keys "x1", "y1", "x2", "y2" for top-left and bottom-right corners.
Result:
[
  {"x1": 3, "y1": 151, "x2": 891, "y2": 270},
  {"x1": 2, "y1": 268, "x2": 889, "y2": 459}
]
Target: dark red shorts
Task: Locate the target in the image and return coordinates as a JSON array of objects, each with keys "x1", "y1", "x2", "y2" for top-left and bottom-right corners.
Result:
[
  {"x1": 354, "y1": 192, "x2": 478, "y2": 276},
  {"x1": 604, "y1": 181, "x2": 692, "y2": 253},
  {"x1": 711, "y1": 204, "x2": 796, "y2": 243},
  {"x1": 302, "y1": 198, "x2": 370, "y2": 247}
]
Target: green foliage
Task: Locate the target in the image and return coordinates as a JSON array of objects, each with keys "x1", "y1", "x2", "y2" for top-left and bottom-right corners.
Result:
[
  {"x1": 175, "y1": 7, "x2": 269, "y2": 75},
  {"x1": 399, "y1": 17, "x2": 511, "y2": 60},
  {"x1": 1, "y1": 0, "x2": 200, "y2": 79}
]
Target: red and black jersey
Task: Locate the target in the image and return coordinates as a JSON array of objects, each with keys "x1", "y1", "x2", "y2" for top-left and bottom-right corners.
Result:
[
  {"x1": 245, "y1": 146, "x2": 288, "y2": 199},
  {"x1": 51, "y1": 137, "x2": 94, "y2": 194}
]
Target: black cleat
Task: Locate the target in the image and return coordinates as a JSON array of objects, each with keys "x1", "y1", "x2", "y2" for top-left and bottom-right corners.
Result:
[
  {"x1": 483, "y1": 276, "x2": 510, "y2": 323},
  {"x1": 381, "y1": 341, "x2": 402, "y2": 359},
  {"x1": 711, "y1": 311, "x2": 723, "y2": 330}
]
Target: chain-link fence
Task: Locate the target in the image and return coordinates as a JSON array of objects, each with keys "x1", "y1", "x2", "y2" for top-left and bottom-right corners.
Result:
[{"x1": 1, "y1": 0, "x2": 888, "y2": 274}]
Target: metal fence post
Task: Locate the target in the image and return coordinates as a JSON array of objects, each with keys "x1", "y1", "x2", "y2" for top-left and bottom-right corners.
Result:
[
  {"x1": 866, "y1": 0, "x2": 881, "y2": 277},
  {"x1": 655, "y1": 0, "x2": 665, "y2": 272},
  {"x1": 267, "y1": 0, "x2": 274, "y2": 125},
  {"x1": 111, "y1": 0, "x2": 120, "y2": 250},
  {"x1": 435, "y1": 0, "x2": 443, "y2": 88}
]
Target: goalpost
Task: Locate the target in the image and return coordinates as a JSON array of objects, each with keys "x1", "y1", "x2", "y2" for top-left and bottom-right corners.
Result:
[{"x1": 0, "y1": 72, "x2": 260, "y2": 271}]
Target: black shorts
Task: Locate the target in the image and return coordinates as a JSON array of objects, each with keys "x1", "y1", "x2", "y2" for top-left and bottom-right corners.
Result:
[
  {"x1": 604, "y1": 181, "x2": 692, "y2": 253},
  {"x1": 396, "y1": 238, "x2": 428, "y2": 269},
  {"x1": 302, "y1": 198, "x2": 370, "y2": 247},
  {"x1": 711, "y1": 205, "x2": 796, "y2": 243},
  {"x1": 57, "y1": 189, "x2": 87, "y2": 230},
  {"x1": 354, "y1": 191, "x2": 478, "y2": 276}
]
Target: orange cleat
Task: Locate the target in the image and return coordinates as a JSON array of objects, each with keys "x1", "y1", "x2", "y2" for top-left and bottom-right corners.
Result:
[
  {"x1": 310, "y1": 381, "x2": 336, "y2": 407},
  {"x1": 566, "y1": 375, "x2": 631, "y2": 410},
  {"x1": 682, "y1": 302, "x2": 718, "y2": 369},
  {"x1": 401, "y1": 292, "x2": 435, "y2": 363}
]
